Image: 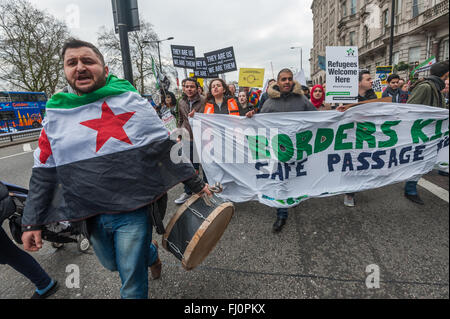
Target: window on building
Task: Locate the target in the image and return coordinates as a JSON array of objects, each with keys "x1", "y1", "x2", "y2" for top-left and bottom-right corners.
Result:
[
  {"x1": 351, "y1": 0, "x2": 357, "y2": 15},
  {"x1": 412, "y1": 0, "x2": 419, "y2": 18},
  {"x1": 394, "y1": 0, "x2": 402, "y2": 28},
  {"x1": 342, "y1": 1, "x2": 347, "y2": 18},
  {"x1": 363, "y1": 25, "x2": 370, "y2": 46},
  {"x1": 383, "y1": 9, "x2": 389, "y2": 35},
  {"x1": 394, "y1": 0, "x2": 402, "y2": 15},
  {"x1": 409, "y1": 47, "x2": 421, "y2": 64},
  {"x1": 442, "y1": 39, "x2": 449, "y2": 61},
  {"x1": 393, "y1": 52, "x2": 400, "y2": 65},
  {"x1": 349, "y1": 31, "x2": 356, "y2": 46}
]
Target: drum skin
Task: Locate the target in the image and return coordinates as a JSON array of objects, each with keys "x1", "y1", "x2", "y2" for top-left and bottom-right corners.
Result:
[{"x1": 163, "y1": 194, "x2": 234, "y2": 270}]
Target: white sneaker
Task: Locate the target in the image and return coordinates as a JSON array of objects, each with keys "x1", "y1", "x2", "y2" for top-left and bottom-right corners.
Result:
[
  {"x1": 174, "y1": 193, "x2": 191, "y2": 204},
  {"x1": 344, "y1": 195, "x2": 355, "y2": 207}
]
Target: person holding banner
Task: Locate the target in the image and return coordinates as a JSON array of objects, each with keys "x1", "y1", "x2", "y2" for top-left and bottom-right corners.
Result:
[
  {"x1": 259, "y1": 79, "x2": 276, "y2": 111},
  {"x1": 403, "y1": 61, "x2": 449, "y2": 204},
  {"x1": 238, "y1": 90, "x2": 251, "y2": 110},
  {"x1": 201, "y1": 78, "x2": 254, "y2": 117},
  {"x1": 310, "y1": 84, "x2": 330, "y2": 110},
  {"x1": 174, "y1": 78, "x2": 207, "y2": 205},
  {"x1": 338, "y1": 70, "x2": 377, "y2": 207},
  {"x1": 259, "y1": 68, "x2": 316, "y2": 232}
]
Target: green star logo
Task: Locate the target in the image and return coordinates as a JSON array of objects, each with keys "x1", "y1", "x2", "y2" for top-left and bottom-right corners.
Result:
[{"x1": 347, "y1": 48, "x2": 355, "y2": 56}]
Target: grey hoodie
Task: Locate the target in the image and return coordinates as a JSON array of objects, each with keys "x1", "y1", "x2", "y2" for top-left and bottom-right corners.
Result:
[{"x1": 260, "y1": 81, "x2": 317, "y2": 113}]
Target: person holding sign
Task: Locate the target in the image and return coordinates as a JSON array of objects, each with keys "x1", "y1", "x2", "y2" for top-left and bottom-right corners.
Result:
[
  {"x1": 159, "y1": 91, "x2": 177, "y2": 118},
  {"x1": 259, "y1": 68, "x2": 316, "y2": 233}
]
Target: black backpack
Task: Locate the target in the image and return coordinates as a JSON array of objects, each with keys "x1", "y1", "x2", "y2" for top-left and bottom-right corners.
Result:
[{"x1": 0, "y1": 182, "x2": 16, "y2": 224}]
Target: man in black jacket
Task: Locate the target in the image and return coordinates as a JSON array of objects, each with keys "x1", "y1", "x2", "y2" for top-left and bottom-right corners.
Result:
[{"x1": 357, "y1": 70, "x2": 377, "y2": 101}]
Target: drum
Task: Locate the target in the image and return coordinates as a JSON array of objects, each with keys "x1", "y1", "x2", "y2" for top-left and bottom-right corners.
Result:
[{"x1": 162, "y1": 193, "x2": 234, "y2": 270}]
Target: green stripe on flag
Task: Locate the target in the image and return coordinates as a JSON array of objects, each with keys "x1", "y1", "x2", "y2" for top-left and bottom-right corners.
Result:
[{"x1": 46, "y1": 75, "x2": 138, "y2": 109}]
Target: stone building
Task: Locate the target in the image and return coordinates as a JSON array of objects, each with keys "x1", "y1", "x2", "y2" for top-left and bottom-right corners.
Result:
[{"x1": 310, "y1": 0, "x2": 449, "y2": 85}]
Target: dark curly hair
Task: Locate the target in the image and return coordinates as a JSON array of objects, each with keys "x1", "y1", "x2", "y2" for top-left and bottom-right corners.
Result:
[{"x1": 206, "y1": 78, "x2": 231, "y2": 101}]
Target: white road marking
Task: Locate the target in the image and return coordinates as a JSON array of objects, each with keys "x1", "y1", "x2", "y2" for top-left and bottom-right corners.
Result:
[
  {"x1": 418, "y1": 178, "x2": 449, "y2": 203},
  {"x1": 23, "y1": 143, "x2": 32, "y2": 152},
  {"x1": 0, "y1": 143, "x2": 34, "y2": 160},
  {"x1": 0, "y1": 152, "x2": 30, "y2": 161}
]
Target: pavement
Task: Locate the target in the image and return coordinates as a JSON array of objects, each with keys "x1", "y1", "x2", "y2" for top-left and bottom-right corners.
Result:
[{"x1": 0, "y1": 141, "x2": 448, "y2": 300}]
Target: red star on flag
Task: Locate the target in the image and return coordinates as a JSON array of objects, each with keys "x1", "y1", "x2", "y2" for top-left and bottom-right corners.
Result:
[{"x1": 80, "y1": 101, "x2": 135, "y2": 152}]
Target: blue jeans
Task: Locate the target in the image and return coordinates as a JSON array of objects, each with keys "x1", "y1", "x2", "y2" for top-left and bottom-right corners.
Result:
[
  {"x1": 276, "y1": 208, "x2": 288, "y2": 220},
  {"x1": 405, "y1": 181, "x2": 418, "y2": 195},
  {"x1": 0, "y1": 227, "x2": 51, "y2": 291},
  {"x1": 89, "y1": 207, "x2": 158, "y2": 299},
  {"x1": 405, "y1": 175, "x2": 421, "y2": 195}
]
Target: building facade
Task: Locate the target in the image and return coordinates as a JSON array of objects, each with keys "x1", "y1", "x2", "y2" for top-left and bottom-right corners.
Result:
[{"x1": 310, "y1": 0, "x2": 449, "y2": 85}]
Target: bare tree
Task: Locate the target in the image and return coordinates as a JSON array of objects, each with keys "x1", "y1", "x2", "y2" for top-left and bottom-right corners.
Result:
[
  {"x1": 0, "y1": 0, "x2": 71, "y2": 95},
  {"x1": 97, "y1": 20, "x2": 178, "y2": 95}
]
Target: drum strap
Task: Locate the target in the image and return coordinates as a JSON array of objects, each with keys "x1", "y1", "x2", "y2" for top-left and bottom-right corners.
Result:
[
  {"x1": 202, "y1": 182, "x2": 223, "y2": 207},
  {"x1": 149, "y1": 193, "x2": 168, "y2": 235}
]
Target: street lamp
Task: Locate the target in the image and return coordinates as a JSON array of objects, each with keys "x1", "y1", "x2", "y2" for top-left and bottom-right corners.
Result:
[
  {"x1": 290, "y1": 46, "x2": 303, "y2": 71},
  {"x1": 143, "y1": 36, "x2": 174, "y2": 74}
]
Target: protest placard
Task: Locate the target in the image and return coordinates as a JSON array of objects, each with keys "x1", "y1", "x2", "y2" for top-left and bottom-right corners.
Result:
[
  {"x1": 189, "y1": 72, "x2": 204, "y2": 88},
  {"x1": 376, "y1": 66, "x2": 392, "y2": 85},
  {"x1": 171, "y1": 45, "x2": 196, "y2": 69},
  {"x1": 238, "y1": 68, "x2": 265, "y2": 88},
  {"x1": 194, "y1": 57, "x2": 218, "y2": 78},
  {"x1": 204, "y1": 47, "x2": 237, "y2": 75},
  {"x1": 325, "y1": 46, "x2": 359, "y2": 103}
]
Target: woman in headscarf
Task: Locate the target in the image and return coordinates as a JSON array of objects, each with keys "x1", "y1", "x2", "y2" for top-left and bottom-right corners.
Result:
[{"x1": 310, "y1": 84, "x2": 330, "y2": 110}]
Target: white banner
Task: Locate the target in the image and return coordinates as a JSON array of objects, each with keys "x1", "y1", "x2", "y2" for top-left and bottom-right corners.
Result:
[{"x1": 189, "y1": 103, "x2": 449, "y2": 208}]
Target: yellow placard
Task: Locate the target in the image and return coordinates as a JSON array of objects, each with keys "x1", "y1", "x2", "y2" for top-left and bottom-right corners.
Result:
[
  {"x1": 238, "y1": 68, "x2": 265, "y2": 88},
  {"x1": 189, "y1": 73, "x2": 204, "y2": 88}
]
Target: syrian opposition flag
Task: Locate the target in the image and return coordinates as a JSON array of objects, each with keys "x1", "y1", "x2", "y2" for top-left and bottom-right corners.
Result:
[
  {"x1": 22, "y1": 75, "x2": 196, "y2": 227},
  {"x1": 411, "y1": 56, "x2": 436, "y2": 77}
]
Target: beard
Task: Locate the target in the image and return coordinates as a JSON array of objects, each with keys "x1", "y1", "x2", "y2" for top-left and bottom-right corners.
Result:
[{"x1": 68, "y1": 70, "x2": 108, "y2": 95}]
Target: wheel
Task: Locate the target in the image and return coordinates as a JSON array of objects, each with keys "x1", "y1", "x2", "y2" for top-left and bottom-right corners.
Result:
[
  {"x1": 77, "y1": 235, "x2": 90, "y2": 252},
  {"x1": 51, "y1": 242, "x2": 64, "y2": 249}
]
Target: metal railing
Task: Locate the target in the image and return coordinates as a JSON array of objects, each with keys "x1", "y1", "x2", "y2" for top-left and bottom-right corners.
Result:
[{"x1": 0, "y1": 128, "x2": 41, "y2": 145}]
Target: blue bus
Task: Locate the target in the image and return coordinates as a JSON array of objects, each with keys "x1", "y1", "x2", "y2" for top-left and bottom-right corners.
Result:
[{"x1": 0, "y1": 91, "x2": 47, "y2": 133}]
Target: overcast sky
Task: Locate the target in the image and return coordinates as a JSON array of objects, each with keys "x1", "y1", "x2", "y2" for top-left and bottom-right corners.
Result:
[{"x1": 28, "y1": 0, "x2": 313, "y2": 85}]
